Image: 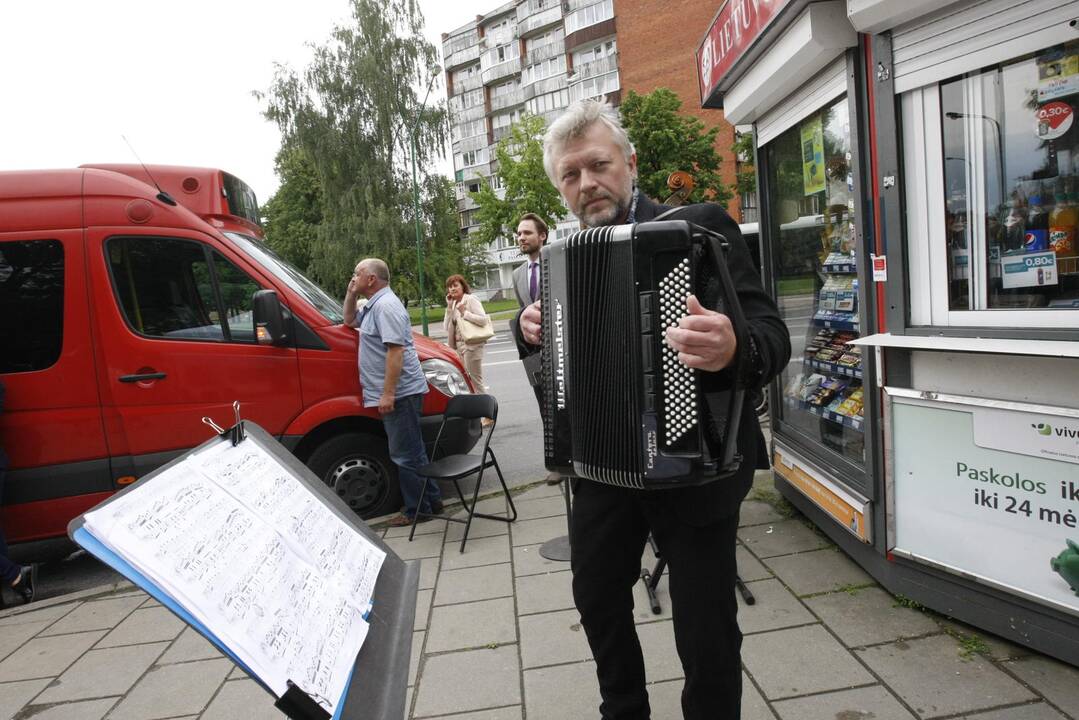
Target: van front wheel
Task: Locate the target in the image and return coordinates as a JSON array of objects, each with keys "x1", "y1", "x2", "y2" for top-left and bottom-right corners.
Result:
[{"x1": 306, "y1": 432, "x2": 401, "y2": 519}]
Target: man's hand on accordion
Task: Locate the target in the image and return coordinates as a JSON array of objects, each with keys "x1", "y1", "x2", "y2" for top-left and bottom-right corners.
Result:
[
  {"x1": 664, "y1": 295, "x2": 737, "y2": 372},
  {"x1": 520, "y1": 300, "x2": 543, "y2": 346}
]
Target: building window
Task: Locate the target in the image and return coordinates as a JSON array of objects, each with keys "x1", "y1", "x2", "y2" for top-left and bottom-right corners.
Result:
[
  {"x1": 569, "y1": 71, "x2": 619, "y2": 103},
  {"x1": 457, "y1": 148, "x2": 489, "y2": 168},
  {"x1": 740, "y1": 190, "x2": 759, "y2": 223},
  {"x1": 565, "y1": 0, "x2": 613, "y2": 35},
  {"x1": 523, "y1": 56, "x2": 565, "y2": 85},
  {"x1": 527, "y1": 88, "x2": 570, "y2": 115}
]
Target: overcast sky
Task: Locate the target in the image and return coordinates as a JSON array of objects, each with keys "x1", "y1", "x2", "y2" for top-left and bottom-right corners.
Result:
[{"x1": 0, "y1": 1, "x2": 492, "y2": 205}]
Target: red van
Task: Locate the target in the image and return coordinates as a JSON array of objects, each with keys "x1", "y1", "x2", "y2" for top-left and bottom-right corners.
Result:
[{"x1": 0, "y1": 166, "x2": 478, "y2": 547}]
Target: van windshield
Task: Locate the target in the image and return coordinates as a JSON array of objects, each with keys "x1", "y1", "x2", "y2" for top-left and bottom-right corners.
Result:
[{"x1": 225, "y1": 232, "x2": 343, "y2": 324}]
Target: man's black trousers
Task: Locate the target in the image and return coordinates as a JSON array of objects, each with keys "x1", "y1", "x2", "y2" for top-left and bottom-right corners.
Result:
[{"x1": 570, "y1": 479, "x2": 742, "y2": 720}]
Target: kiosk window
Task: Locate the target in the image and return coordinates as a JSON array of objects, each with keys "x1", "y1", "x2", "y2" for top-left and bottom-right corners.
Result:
[
  {"x1": 107, "y1": 237, "x2": 261, "y2": 343},
  {"x1": 0, "y1": 239, "x2": 64, "y2": 373},
  {"x1": 764, "y1": 97, "x2": 865, "y2": 465},
  {"x1": 941, "y1": 41, "x2": 1079, "y2": 311}
]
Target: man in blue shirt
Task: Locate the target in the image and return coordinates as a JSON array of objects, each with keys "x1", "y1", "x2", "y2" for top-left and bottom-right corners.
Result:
[{"x1": 344, "y1": 258, "x2": 442, "y2": 527}]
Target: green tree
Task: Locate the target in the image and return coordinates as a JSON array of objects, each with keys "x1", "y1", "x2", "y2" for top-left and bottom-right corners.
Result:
[
  {"x1": 391, "y1": 174, "x2": 485, "y2": 303},
  {"x1": 257, "y1": 0, "x2": 447, "y2": 301},
  {"x1": 732, "y1": 130, "x2": 756, "y2": 198},
  {"x1": 261, "y1": 145, "x2": 322, "y2": 273},
  {"x1": 470, "y1": 114, "x2": 566, "y2": 249},
  {"x1": 620, "y1": 88, "x2": 732, "y2": 206}
]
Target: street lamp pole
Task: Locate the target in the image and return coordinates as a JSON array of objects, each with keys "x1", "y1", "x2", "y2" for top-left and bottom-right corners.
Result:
[
  {"x1": 411, "y1": 64, "x2": 442, "y2": 336},
  {"x1": 945, "y1": 111, "x2": 1005, "y2": 211}
]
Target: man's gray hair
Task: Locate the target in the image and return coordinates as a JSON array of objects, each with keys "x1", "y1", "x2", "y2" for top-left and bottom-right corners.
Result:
[
  {"x1": 360, "y1": 258, "x2": 390, "y2": 283},
  {"x1": 543, "y1": 100, "x2": 635, "y2": 184}
]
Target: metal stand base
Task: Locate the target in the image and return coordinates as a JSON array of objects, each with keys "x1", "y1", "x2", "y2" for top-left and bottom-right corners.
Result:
[
  {"x1": 539, "y1": 477, "x2": 572, "y2": 562},
  {"x1": 539, "y1": 535, "x2": 571, "y2": 561}
]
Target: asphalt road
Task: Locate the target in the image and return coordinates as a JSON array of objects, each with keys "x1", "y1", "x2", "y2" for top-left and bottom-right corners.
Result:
[{"x1": 7, "y1": 328, "x2": 550, "y2": 605}]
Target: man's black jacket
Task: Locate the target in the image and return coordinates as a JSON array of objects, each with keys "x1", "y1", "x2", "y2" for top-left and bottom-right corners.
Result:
[{"x1": 512, "y1": 195, "x2": 791, "y2": 522}]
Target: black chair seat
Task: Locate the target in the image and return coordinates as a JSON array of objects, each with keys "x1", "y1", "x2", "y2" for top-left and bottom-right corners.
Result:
[
  {"x1": 417, "y1": 454, "x2": 488, "y2": 480},
  {"x1": 409, "y1": 393, "x2": 517, "y2": 552}
]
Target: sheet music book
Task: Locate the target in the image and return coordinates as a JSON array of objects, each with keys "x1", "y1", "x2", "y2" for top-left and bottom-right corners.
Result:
[{"x1": 71, "y1": 427, "x2": 390, "y2": 719}]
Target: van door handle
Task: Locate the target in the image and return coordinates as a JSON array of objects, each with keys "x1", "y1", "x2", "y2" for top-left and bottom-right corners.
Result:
[{"x1": 119, "y1": 372, "x2": 167, "y2": 383}]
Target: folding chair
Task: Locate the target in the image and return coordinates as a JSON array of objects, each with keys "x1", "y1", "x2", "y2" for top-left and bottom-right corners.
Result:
[{"x1": 409, "y1": 394, "x2": 518, "y2": 552}]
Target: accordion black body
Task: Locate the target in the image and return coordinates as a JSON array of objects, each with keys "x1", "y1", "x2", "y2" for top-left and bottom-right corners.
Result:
[{"x1": 540, "y1": 219, "x2": 748, "y2": 490}]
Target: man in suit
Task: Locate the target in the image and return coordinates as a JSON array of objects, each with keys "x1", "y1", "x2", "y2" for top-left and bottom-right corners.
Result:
[
  {"x1": 511, "y1": 213, "x2": 561, "y2": 486},
  {"x1": 516, "y1": 100, "x2": 790, "y2": 719},
  {"x1": 512, "y1": 213, "x2": 548, "y2": 308}
]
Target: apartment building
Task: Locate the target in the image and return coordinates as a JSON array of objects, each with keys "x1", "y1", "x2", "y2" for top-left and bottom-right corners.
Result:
[{"x1": 442, "y1": 0, "x2": 620, "y2": 298}]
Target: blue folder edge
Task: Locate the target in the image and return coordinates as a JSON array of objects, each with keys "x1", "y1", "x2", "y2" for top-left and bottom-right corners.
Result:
[{"x1": 72, "y1": 526, "x2": 355, "y2": 720}]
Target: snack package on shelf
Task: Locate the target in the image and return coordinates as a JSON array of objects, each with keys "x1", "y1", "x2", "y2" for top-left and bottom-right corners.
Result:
[
  {"x1": 835, "y1": 276, "x2": 858, "y2": 312},
  {"x1": 808, "y1": 377, "x2": 848, "y2": 407},
  {"x1": 818, "y1": 276, "x2": 842, "y2": 311},
  {"x1": 806, "y1": 329, "x2": 837, "y2": 355},
  {"x1": 786, "y1": 373, "x2": 827, "y2": 402},
  {"x1": 835, "y1": 387, "x2": 865, "y2": 418},
  {"x1": 814, "y1": 347, "x2": 843, "y2": 363},
  {"x1": 837, "y1": 352, "x2": 861, "y2": 368}
]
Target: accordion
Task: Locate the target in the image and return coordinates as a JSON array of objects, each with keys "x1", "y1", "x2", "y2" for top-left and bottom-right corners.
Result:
[{"x1": 540, "y1": 219, "x2": 748, "y2": 490}]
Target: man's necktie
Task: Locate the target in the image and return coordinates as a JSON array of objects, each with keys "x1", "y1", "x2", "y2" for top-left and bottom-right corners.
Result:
[{"x1": 529, "y1": 262, "x2": 538, "y2": 302}]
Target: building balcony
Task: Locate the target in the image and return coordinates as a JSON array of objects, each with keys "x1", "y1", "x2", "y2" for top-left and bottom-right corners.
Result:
[
  {"x1": 444, "y1": 43, "x2": 481, "y2": 71},
  {"x1": 568, "y1": 53, "x2": 618, "y2": 81},
  {"x1": 518, "y1": 5, "x2": 563, "y2": 36},
  {"x1": 490, "y1": 89, "x2": 525, "y2": 112},
  {"x1": 455, "y1": 133, "x2": 488, "y2": 154},
  {"x1": 452, "y1": 74, "x2": 483, "y2": 95},
  {"x1": 529, "y1": 74, "x2": 567, "y2": 96},
  {"x1": 481, "y1": 57, "x2": 522, "y2": 85},
  {"x1": 527, "y1": 41, "x2": 565, "y2": 66},
  {"x1": 492, "y1": 124, "x2": 513, "y2": 143},
  {"x1": 450, "y1": 103, "x2": 486, "y2": 124},
  {"x1": 460, "y1": 163, "x2": 491, "y2": 182},
  {"x1": 457, "y1": 193, "x2": 479, "y2": 212},
  {"x1": 564, "y1": 0, "x2": 608, "y2": 11}
]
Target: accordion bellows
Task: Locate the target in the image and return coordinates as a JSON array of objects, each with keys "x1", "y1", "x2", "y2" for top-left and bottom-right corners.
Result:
[{"x1": 541, "y1": 219, "x2": 747, "y2": 490}]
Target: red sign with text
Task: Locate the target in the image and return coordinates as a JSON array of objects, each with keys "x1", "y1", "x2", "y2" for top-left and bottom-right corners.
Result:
[{"x1": 697, "y1": 0, "x2": 794, "y2": 106}]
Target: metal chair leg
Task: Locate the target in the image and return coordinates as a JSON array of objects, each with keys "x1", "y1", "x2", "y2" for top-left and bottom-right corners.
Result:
[
  {"x1": 459, "y1": 467, "x2": 486, "y2": 553},
  {"x1": 409, "y1": 476, "x2": 432, "y2": 542}
]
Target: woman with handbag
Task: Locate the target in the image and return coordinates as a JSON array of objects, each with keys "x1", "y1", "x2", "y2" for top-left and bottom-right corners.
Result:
[{"x1": 443, "y1": 275, "x2": 493, "y2": 398}]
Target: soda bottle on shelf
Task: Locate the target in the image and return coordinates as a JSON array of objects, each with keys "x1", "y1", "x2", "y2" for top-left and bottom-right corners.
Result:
[
  {"x1": 1049, "y1": 182, "x2": 1077, "y2": 256},
  {"x1": 1002, "y1": 193, "x2": 1026, "y2": 252},
  {"x1": 1026, "y1": 189, "x2": 1049, "y2": 252}
]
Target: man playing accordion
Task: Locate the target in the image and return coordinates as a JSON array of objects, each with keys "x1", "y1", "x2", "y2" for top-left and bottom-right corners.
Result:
[{"x1": 516, "y1": 100, "x2": 790, "y2": 720}]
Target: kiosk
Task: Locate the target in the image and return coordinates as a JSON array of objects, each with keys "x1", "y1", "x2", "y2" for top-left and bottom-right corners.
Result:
[{"x1": 697, "y1": 0, "x2": 1079, "y2": 664}]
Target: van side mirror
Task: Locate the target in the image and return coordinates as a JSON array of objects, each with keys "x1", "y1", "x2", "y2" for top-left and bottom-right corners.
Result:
[{"x1": 252, "y1": 289, "x2": 288, "y2": 346}]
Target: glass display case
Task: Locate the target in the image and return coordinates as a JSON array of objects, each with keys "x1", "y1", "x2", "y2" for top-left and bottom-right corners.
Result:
[
  {"x1": 941, "y1": 40, "x2": 1079, "y2": 312},
  {"x1": 763, "y1": 96, "x2": 866, "y2": 466}
]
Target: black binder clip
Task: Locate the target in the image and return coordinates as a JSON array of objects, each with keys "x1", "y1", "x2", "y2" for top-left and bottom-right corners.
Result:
[
  {"x1": 274, "y1": 680, "x2": 332, "y2": 720},
  {"x1": 200, "y1": 401, "x2": 246, "y2": 447},
  {"x1": 229, "y1": 401, "x2": 246, "y2": 446}
]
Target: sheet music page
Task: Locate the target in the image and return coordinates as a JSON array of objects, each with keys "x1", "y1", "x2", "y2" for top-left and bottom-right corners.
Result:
[
  {"x1": 190, "y1": 438, "x2": 386, "y2": 606},
  {"x1": 82, "y1": 438, "x2": 384, "y2": 715}
]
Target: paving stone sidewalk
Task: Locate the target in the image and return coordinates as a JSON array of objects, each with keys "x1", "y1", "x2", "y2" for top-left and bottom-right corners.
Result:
[{"x1": 2, "y1": 473, "x2": 1079, "y2": 720}]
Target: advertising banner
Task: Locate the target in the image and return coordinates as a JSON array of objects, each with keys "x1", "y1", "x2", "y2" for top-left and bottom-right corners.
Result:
[
  {"x1": 890, "y1": 392, "x2": 1079, "y2": 616},
  {"x1": 697, "y1": 0, "x2": 794, "y2": 106},
  {"x1": 801, "y1": 116, "x2": 826, "y2": 196}
]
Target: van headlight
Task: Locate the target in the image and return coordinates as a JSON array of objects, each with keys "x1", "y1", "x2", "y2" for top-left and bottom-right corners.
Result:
[{"x1": 422, "y1": 359, "x2": 471, "y2": 396}]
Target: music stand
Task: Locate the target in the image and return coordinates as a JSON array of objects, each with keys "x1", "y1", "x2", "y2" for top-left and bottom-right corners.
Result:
[{"x1": 640, "y1": 534, "x2": 755, "y2": 614}]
